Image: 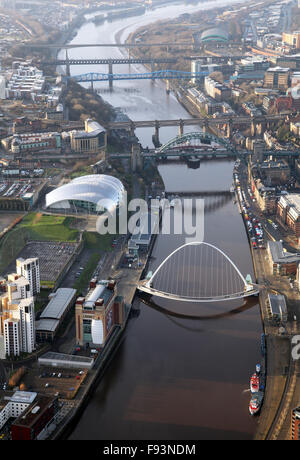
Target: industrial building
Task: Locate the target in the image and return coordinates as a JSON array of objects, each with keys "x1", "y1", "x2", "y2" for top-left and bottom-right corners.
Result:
[
  {"x1": 75, "y1": 279, "x2": 125, "y2": 348},
  {"x1": 35, "y1": 288, "x2": 77, "y2": 342},
  {"x1": 45, "y1": 174, "x2": 125, "y2": 214}
]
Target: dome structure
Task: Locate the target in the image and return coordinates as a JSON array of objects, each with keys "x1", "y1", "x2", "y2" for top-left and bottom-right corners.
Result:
[
  {"x1": 200, "y1": 28, "x2": 229, "y2": 43},
  {"x1": 45, "y1": 174, "x2": 125, "y2": 213}
]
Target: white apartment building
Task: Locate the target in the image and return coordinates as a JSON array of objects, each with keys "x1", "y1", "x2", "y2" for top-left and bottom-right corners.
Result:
[
  {"x1": 0, "y1": 260, "x2": 37, "y2": 357},
  {"x1": 6, "y1": 64, "x2": 45, "y2": 101},
  {"x1": 16, "y1": 257, "x2": 40, "y2": 296},
  {"x1": 3, "y1": 319, "x2": 20, "y2": 356},
  {"x1": 2, "y1": 297, "x2": 35, "y2": 356}
]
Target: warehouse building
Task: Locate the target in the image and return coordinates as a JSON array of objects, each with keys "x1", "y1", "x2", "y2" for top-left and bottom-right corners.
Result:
[{"x1": 35, "y1": 288, "x2": 77, "y2": 342}]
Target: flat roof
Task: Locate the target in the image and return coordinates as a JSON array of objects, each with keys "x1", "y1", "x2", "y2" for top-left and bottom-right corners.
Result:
[
  {"x1": 35, "y1": 318, "x2": 60, "y2": 333},
  {"x1": 268, "y1": 293, "x2": 287, "y2": 315},
  {"x1": 12, "y1": 394, "x2": 55, "y2": 429},
  {"x1": 40, "y1": 288, "x2": 76, "y2": 320},
  {"x1": 268, "y1": 240, "x2": 300, "y2": 264},
  {"x1": 10, "y1": 391, "x2": 37, "y2": 404},
  {"x1": 38, "y1": 351, "x2": 94, "y2": 368}
]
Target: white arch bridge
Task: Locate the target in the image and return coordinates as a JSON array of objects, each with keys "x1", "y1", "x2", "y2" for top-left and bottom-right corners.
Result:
[{"x1": 137, "y1": 242, "x2": 260, "y2": 302}]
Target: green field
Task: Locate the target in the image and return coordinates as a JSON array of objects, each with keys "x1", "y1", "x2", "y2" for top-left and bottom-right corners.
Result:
[
  {"x1": 20, "y1": 213, "x2": 79, "y2": 241},
  {"x1": 0, "y1": 213, "x2": 79, "y2": 274}
]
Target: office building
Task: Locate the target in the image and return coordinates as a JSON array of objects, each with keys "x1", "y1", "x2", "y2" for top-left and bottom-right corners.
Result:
[
  {"x1": 70, "y1": 119, "x2": 106, "y2": 155},
  {"x1": 282, "y1": 31, "x2": 300, "y2": 49},
  {"x1": 264, "y1": 67, "x2": 290, "y2": 89},
  {"x1": 267, "y1": 241, "x2": 300, "y2": 276},
  {"x1": 11, "y1": 394, "x2": 58, "y2": 440}
]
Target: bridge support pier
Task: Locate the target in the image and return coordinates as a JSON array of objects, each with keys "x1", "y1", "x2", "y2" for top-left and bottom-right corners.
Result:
[
  {"x1": 108, "y1": 62, "x2": 113, "y2": 90},
  {"x1": 131, "y1": 143, "x2": 143, "y2": 172},
  {"x1": 151, "y1": 61, "x2": 156, "y2": 83},
  {"x1": 251, "y1": 121, "x2": 256, "y2": 137},
  {"x1": 153, "y1": 121, "x2": 160, "y2": 147},
  {"x1": 255, "y1": 122, "x2": 265, "y2": 137},
  {"x1": 65, "y1": 50, "x2": 71, "y2": 77},
  {"x1": 166, "y1": 79, "x2": 170, "y2": 94},
  {"x1": 226, "y1": 120, "x2": 233, "y2": 139},
  {"x1": 179, "y1": 119, "x2": 184, "y2": 137},
  {"x1": 202, "y1": 120, "x2": 208, "y2": 136},
  {"x1": 130, "y1": 121, "x2": 135, "y2": 138}
]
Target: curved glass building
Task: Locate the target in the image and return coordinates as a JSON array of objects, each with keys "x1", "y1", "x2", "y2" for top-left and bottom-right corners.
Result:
[{"x1": 45, "y1": 174, "x2": 125, "y2": 214}]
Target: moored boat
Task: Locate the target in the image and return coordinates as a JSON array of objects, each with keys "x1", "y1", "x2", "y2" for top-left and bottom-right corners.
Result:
[
  {"x1": 249, "y1": 391, "x2": 264, "y2": 416},
  {"x1": 250, "y1": 373, "x2": 259, "y2": 393}
]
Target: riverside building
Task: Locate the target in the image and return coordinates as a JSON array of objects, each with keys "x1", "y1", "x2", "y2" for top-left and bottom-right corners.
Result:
[{"x1": 75, "y1": 280, "x2": 125, "y2": 348}]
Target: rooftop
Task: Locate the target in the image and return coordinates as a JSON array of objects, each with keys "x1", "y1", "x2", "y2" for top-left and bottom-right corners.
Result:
[
  {"x1": 40, "y1": 288, "x2": 76, "y2": 320},
  {"x1": 12, "y1": 394, "x2": 55, "y2": 429},
  {"x1": 268, "y1": 240, "x2": 300, "y2": 264}
]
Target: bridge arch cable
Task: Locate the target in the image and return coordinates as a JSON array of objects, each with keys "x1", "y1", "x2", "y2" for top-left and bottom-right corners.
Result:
[{"x1": 149, "y1": 242, "x2": 248, "y2": 301}]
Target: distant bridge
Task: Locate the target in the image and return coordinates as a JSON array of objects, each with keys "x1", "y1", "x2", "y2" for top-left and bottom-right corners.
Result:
[
  {"x1": 45, "y1": 58, "x2": 177, "y2": 66},
  {"x1": 137, "y1": 242, "x2": 260, "y2": 303},
  {"x1": 107, "y1": 113, "x2": 292, "y2": 140},
  {"x1": 108, "y1": 131, "x2": 300, "y2": 170},
  {"x1": 44, "y1": 57, "x2": 177, "y2": 79},
  {"x1": 69, "y1": 69, "x2": 210, "y2": 88},
  {"x1": 22, "y1": 42, "x2": 192, "y2": 49}
]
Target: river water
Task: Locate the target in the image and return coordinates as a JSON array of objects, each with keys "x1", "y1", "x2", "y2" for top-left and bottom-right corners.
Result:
[{"x1": 65, "y1": 0, "x2": 263, "y2": 440}]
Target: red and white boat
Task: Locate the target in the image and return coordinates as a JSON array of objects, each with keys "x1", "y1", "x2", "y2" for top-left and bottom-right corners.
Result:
[
  {"x1": 250, "y1": 373, "x2": 259, "y2": 393},
  {"x1": 249, "y1": 392, "x2": 263, "y2": 416}
]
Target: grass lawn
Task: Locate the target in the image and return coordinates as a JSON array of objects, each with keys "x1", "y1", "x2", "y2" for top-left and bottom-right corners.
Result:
[{"x1": 19, "y1": 213, "x2": 79, "y2": 242}]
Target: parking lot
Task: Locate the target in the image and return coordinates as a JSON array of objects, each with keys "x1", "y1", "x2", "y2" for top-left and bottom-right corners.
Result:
[
  {"x1": 22, "y1": 366, "x2": 87, "y2": 400},
  {"x1": 6, "y1": 241, "x2": 79, "y2": 284}
]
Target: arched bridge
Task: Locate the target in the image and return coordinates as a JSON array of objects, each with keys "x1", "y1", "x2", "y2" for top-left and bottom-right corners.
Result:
[
  {"x1": 157, "y1": 132, "x2": 236, "y2": 155},
  {"x1": 137, "y1": 242, "x2": 260, "y2": 302}
]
